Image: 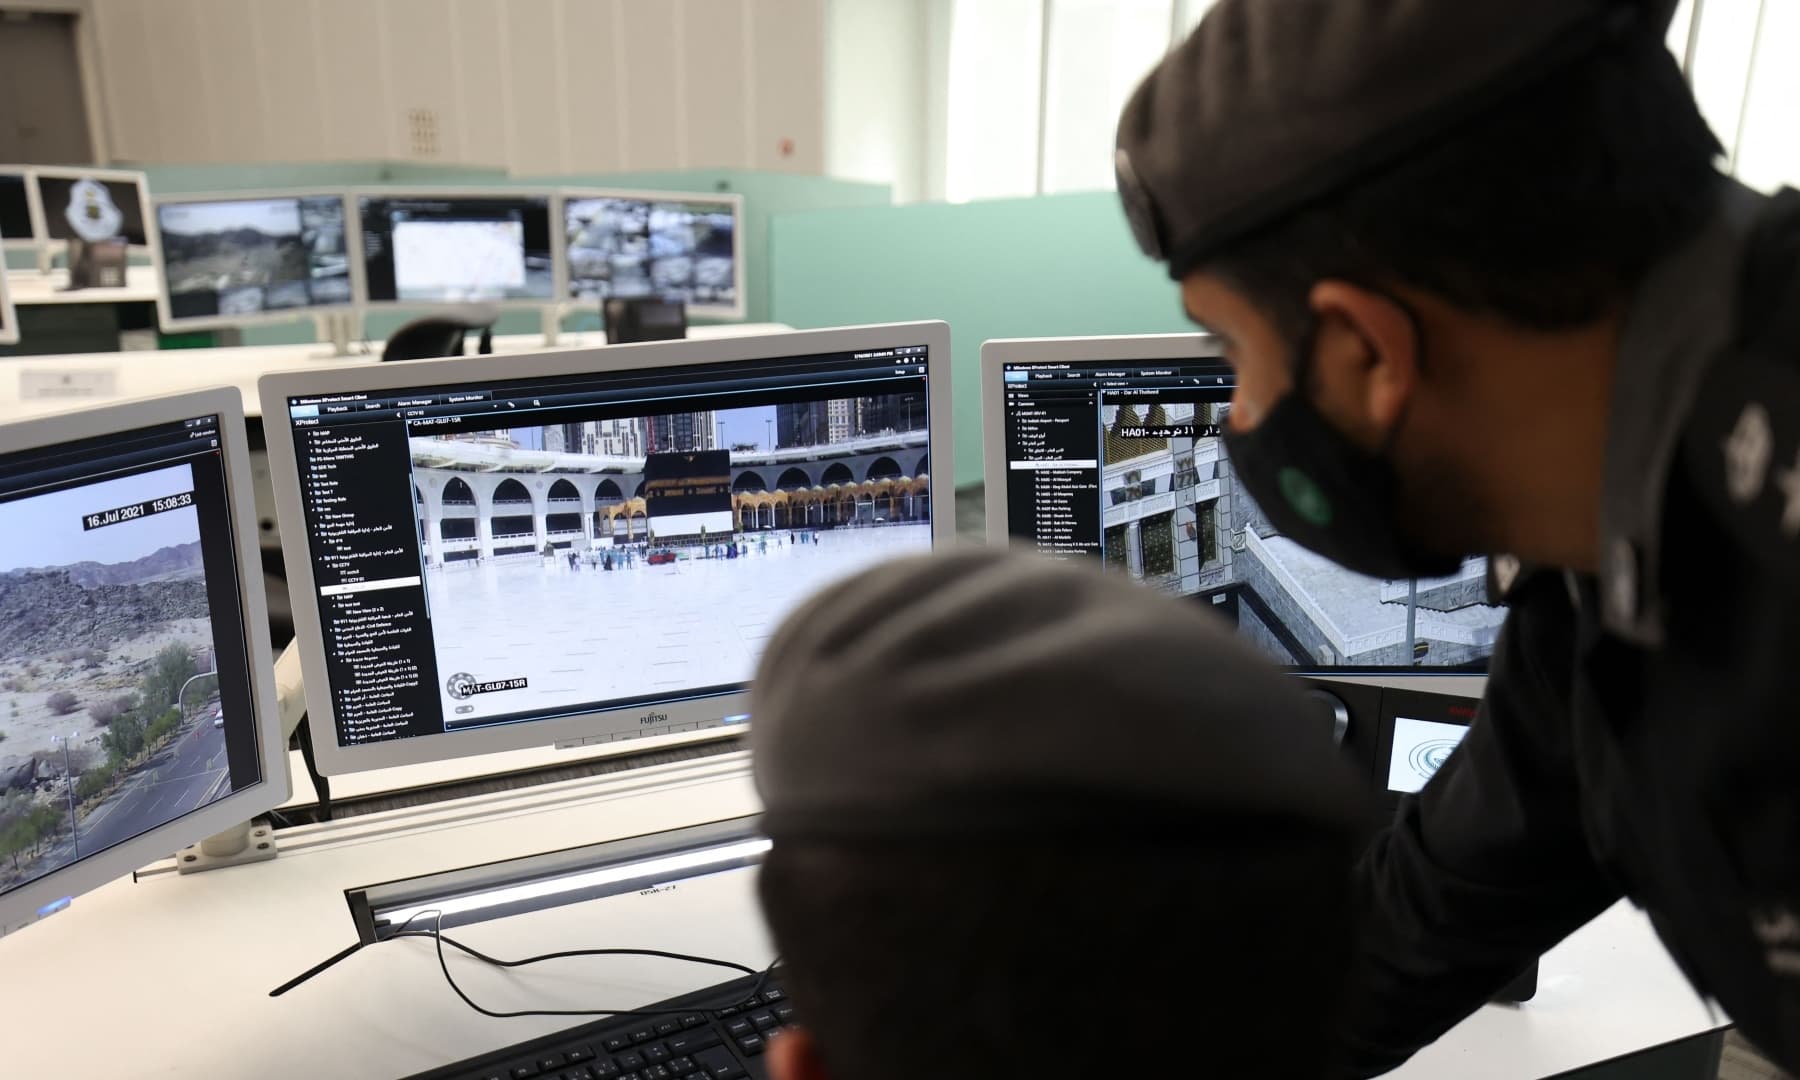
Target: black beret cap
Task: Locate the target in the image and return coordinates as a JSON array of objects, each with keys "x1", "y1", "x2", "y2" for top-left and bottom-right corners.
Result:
[
  {"x1": 1116, "y1": 0, "x2": 1681, "y2": 278},
  {"x1": 750, "y1": 549, "x2": 1367, "y2": 842}
]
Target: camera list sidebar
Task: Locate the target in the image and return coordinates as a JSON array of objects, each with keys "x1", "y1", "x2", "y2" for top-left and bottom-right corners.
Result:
[
  {"x1": 1002, "y1": 368, "x2": 1103, "y2": 557},
  {"x1": 288, "y1": 401, "x2": 444, "y2": 744}
]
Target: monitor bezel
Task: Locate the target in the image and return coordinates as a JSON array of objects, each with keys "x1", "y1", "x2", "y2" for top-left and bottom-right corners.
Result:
[
  {"x1": 350, "y1": 186, "x2": 566, "y2": 313},
  {"x1": 980, "y1": 332, "x2": 1493, "y2": 679},
  {"x1": 0, "y1": 167, "x2": 37, "y2": 250},
  {"x1": 559, "y1": 187, "x2": 748, "y2": 322},
  {"x1": 149, "y1": 188, "x2": 361, "y2": 333},
  {"x1": 0, "y1": 388, "x2": 288, "y2": 933},
  {"x1": 24, "y1": 165, "x2": 156, "y2": 255},
  {"x1": 259, "y1": 321, "x2": 954, "y2": 775},
  {"x1": 0, "y1": 255, "x2": 16, "y2": 345}
]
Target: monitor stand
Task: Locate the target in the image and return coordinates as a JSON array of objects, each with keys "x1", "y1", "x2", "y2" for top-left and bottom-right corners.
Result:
[
  {"x1": 541, "y1": 304, "x2": 563, "y2": 348},
  {"x1": 177, "y1": 820, "x2": 279, "y2": 874},
  {"x1": 311, "y1": 312, "x2": 356, "y2": 359},
  {"x1": 177, "y1": 642, "x2": 305, "y2": 874}
]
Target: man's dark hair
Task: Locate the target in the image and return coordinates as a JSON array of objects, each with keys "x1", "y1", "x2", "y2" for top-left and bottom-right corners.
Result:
[
  {"x1": 1208, "y1": 31, "x2": 1724, "y2": 338},
  {"x1": 758, "y1": 820, "x2": 1354, "y2": 1079}
]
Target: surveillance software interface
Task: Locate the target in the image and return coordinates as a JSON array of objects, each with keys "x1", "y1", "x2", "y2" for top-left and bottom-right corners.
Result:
[
  {"x1": 35, "y1": 174, "x2": 148, "y2": 246},
  {"x1": 159, "y1": 196, "x2": 354, "y2": 320},
  {"x1": 0, "y1": 173, "x2": 31, "y2": 241},
  {"x1": 999, "y1": 358, "x2": 1507, "y2": 671},
  {"x1": 283, "y1": 344, "x2": 933, "y2": 747},
  {"x1": 565, "y1": 196, "x2": 737, "y2": 308},
  {"x1": 358, "y1": 195, "x2": 555, "y2": 303},
  {"x1": 0, "y1": 418, "x2": 263, "y2": 899}
]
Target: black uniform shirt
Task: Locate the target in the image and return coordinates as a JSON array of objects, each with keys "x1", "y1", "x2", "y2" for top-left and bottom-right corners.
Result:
[{"x1": 1343, "y1": 179, "x2": 1800, "y2": 1075}]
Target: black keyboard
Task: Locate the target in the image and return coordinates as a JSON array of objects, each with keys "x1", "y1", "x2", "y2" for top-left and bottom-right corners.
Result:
[{"x1": 402, "y1": 972, "x2": 791, "y2": 1080}]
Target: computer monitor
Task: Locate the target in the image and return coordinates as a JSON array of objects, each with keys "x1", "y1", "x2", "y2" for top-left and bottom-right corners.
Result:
[
  {"x1": 0, "y1": 169, "x2": 34, "y2": 249},
  {"x1": 27, "y1": 166, "x2": 152, "y2": 251},
  {"x1": 0, "y1": 261, "x2": 15, "y2": 346},
  {"x1": 0, "y1": 390, "x2": 286, "y2": 936},
  {"x1": 151, "y1": 190, "x2": 356, "y2": 331},
  {"x1": 981, "y1": 334, "x2": 1507, "y2": 674},
  {"x1": 260, "y1": 322, "x2": 950, "y2": 774},
  {"x1": 355, "y1": 189, "x2": 557, "y2": 307},
  {"x1": 563, "y1": 190, "x2": 744, "y2": 320}
]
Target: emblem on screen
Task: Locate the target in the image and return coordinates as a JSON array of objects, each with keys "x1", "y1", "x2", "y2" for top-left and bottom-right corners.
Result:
[
  {"x1": 1407, "y1": 739, "x2": 1462, "y2": 785},
  {"x1": 1385, "y1": 717, "x2": 1470, "y2": 795},
  {"x1": 446, "y1": 672, "x2": 477, "y2": 700},
  {"x1": 66, "y1": 178, "x2": 124, "y2": 244}
]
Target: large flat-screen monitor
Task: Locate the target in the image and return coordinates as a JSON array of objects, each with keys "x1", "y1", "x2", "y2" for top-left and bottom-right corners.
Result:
[
  {"x1": 0, "y1": 169, "x2": 34, "y2": 249},
  {"x1": 982, "y1": 334, "x2": 1506, "y2": 674},
  {"x1": 0, "y1": 390, "x2": 286, "y2": 937},
  {"x1": 27, "y1": 166, "x2": 152, "y2": 251},
  {"x1": 356, "y1": 189, "x2": 556, "y2": 307},
  {"x1": 563, "y1": 190, "x2": 744, "y2": 320},
  {"x1": 0, "y1": 260, "x2": 15, "y2": 346},
  {"x1": 151, "y1": 190, "x2": 356, "y2": 331},
  {"x1": 260, "y1": 322, "x2": 950, "y2": 773}
]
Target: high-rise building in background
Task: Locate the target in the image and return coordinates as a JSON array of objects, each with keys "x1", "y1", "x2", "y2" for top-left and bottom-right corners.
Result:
[
  {"x1": 852, "y1": 392, "x2": 926, "y2": 437},
  {"x1": 776, "y1": 402, "x2": 831, "y2": 448},
  {"x1": 827, "y1": 400, "x2": 853, "y2": 444},
  {"x1": 595, "y1": 418, "x2": 645, "y2": 458},
  {"x1": 645, "y1": 412, "x2": 716, "y2": 453}
]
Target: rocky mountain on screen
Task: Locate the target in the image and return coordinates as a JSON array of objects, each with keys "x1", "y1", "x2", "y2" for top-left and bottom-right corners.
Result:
[
  {"x1": 54, "y1": 541, "x2": 203, "y2": 587},
  {"x1": 0, "y1": 567, "x2": 209, "y2": 658}
]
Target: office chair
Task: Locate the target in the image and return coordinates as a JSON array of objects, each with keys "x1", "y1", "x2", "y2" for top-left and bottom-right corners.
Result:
[
  {"x1": 604, "y1": 298, "x2": 687, "y2": 344},
  {"x1": 382, "y1": 306, "x2": 502, "y2": 362}
]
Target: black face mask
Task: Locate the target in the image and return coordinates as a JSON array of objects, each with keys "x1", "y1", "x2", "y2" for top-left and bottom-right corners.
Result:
[{"x1": 1222, "y1": 389, "x2": 1464, "y2": 581}]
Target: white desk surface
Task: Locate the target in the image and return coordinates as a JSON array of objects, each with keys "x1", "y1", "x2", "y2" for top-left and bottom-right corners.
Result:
[
  {"x1": 4, "y1": 264, "x2": 161, "y2": 306},
  {"x1": 0, "y1": 750, "x2": 1726, "y2": 1079},
  {"x1": 0, "y1": 324, "x2": 795, "y2": 422}
]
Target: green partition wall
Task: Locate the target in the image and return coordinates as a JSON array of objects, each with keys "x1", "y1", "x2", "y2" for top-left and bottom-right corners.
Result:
[{"x1": 767, "y1": 192, "x2": 1192, "y2": 486}]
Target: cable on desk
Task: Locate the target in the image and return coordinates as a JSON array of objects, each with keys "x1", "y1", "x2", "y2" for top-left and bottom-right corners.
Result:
[
  {"x1": 407, "y1": 909, "x2": 781, "y2": 1020},
  {"x1": 270, "y1": 908, "x2": 779, "y2": 1021}
]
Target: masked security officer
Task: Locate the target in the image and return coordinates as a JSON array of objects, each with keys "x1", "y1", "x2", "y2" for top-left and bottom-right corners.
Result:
[{"x1": 1116, "y1": 0, "x2": 1800, "y2": 1073}]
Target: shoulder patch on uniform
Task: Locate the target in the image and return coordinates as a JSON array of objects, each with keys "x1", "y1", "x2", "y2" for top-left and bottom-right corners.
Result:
[{"x1": 1684, "y1": 350, "x2": 1800, "y2": 581}]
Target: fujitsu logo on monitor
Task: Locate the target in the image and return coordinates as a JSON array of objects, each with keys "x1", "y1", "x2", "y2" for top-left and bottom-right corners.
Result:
[{"x1": 639, "y1": 710, "x2": 670, "y2": 726}]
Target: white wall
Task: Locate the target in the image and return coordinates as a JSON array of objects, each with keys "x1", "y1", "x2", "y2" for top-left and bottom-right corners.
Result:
[
  {"x1": 1670, "y1": 0, "x2": 1800, "y2": 193},
  {"x1": 83, "y1": 0, "x2": 825, "y2": 175},
  {"x1": 824, "y1": 0, "x2": 929, "y2": 203}
]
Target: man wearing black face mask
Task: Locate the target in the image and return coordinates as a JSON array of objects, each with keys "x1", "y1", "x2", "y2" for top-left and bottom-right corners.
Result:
[{"x1": 1118, "y1": 0, "x2": 1800, "y2": 1075}]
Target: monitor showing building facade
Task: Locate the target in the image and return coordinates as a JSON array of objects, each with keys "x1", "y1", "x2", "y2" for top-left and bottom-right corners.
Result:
[{"x1": 993, "y1": 351, "x2": 1505, "y2": 671}]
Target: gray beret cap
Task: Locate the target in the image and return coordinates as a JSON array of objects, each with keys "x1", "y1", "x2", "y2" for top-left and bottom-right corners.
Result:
[
  {"x1": 751, "y1": 548, "x2": 1366, "y2": 841},
  {"x1": 1116, "y1": 0, "x2": 1680, "y2": 278}
]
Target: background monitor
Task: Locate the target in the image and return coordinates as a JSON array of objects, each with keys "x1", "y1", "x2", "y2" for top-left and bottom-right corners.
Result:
[
  {"x1": 0, "y1": 261, "x2": 14, "y2": 346},
  {"x1": 356, "y1": 189, "x2": 556, "y2": 306},
  {"x1": 981, "y1": 334, "x2": 1505, "y2": 677},
  {"x1": 0, "y1": 169, "x2": 34, "y2": 248},
  {"x1": 27, "y1": 166, "x2": 152, "y2": 250},
  {"x1": 260, "y1": 323, "x2": 950, "y2": 774},
  {"x1": 152, "y1": 191, "x2": 355, "y2": 331},
  {"x1": 563, "y1": 189, "x2": 744, "y2": 320},
  {"x1": 0, "y1": 390, "x2": 286, "y2": 936}
]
